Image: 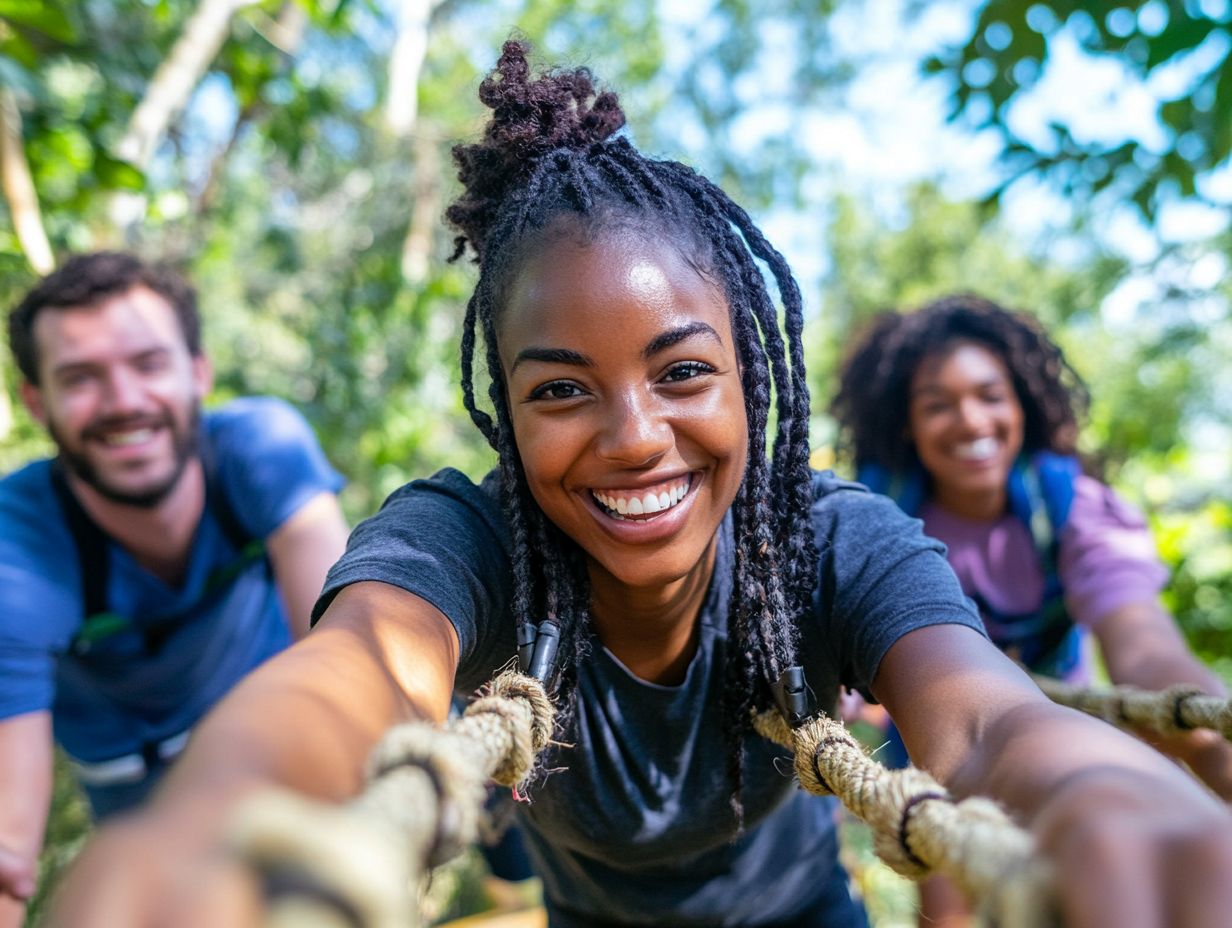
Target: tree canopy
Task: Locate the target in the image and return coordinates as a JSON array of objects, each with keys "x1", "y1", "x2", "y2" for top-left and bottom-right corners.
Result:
[{"x1": 928, "y1": 0, "x2": 1232, "y2": 222}]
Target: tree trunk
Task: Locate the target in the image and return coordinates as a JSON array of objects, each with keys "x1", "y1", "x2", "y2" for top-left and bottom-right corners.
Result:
[
  {"x1": 0, "y1": 88, "x2": 53, "y2": 274},
  {"x1": 110, "y1": 0, "x2": 260, "y2": 235},
  {"x1": 117, "y1": 0, "x2": 261, "y2": 169},
  {"x1": 402, "y1": 134, "x2": 440, "y2": 284},
  {"x1": 385, "y1": 0, "x2": 434, "y2": 138}
]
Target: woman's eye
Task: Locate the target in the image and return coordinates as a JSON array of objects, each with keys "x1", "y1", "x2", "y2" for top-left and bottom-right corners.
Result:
[
  {"x1": 529, "y1": 380, "x2": 584, "y2": 401},
  {"x1": 662, "y1": 361, "x2": 715, "y2": 383}
]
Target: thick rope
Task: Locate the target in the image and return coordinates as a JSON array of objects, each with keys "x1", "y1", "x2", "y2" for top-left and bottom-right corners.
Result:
[
  {"x1": 229, "y1": 672, "x2": 556, "y2": 928},
  {"x1": 1036, "y1": 677, "x2": 1232, "y2": 742},
  {"x1": 232, "y1": 670, "x2": 1060, "y2": 927},
  {"x1": 753, "y1": 710, "x2": 1058, "y2": 928}
]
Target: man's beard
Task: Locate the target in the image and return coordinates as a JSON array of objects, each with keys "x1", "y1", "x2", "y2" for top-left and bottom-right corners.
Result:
[{"x1": 50, "y1": 405, "x2": 202, "y2": 509}]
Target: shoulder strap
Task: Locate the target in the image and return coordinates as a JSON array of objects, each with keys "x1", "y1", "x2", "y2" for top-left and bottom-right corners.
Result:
[
  {"x1": 49, "y1": 460, "x2": 110, "y2": 618},
  {"x1": 1006, "y1": 452, "x2": 1080, "y2": 573},
  {"x1": 198, "y1": 425, "x2": 258, "y2": 553},
  {"x1": 856, "y1": 462, "x2": 927, "y2": 516}
]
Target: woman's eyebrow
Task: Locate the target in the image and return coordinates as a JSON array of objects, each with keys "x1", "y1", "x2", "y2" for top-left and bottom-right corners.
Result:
[
  {"x1": 642, "y1": 322, "x2": 722, "y2": 360},
  {"x1": 511, "y1": 346, "x2": 594, "y2": 373}
]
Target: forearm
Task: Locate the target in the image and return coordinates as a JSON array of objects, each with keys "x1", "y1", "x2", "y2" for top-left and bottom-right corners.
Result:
[
  {"x1": 946, "y1": 698, "x2": 1220, "y2": 819},
  {"x1": 1096, "y1": 600, "x2": 1232, "y2": 799},
  {"x1": 0, "y1": 712, "x2": 51, "y2": 921},
  {"x1": 151, "y1": 583, "x2": 458, "y2": 828}
]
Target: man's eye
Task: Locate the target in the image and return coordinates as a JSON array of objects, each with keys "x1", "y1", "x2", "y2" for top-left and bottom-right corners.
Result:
[
  {"x1": 529, "y1": 381, "x2": 584, "y2": 401},
  {"x1": 59, "y1": 372, "x2": 93, "y2": 388},
  {"x1": 663, "y1": 361, "x2": 715, "y2": 383}
]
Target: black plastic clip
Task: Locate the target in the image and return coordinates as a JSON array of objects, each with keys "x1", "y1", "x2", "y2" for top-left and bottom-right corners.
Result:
[
  {"x1": 517, "y1": 622, "x2": 538, "y2": 674},
  {"x1": 518, "y1": 620, "x2": 561, "y2": 684},
  {"x1": 772, "y1": 665, "x2": 814, "y2": 727}
]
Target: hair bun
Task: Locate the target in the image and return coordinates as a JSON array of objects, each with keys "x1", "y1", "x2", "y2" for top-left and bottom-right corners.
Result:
[{"x1": 448, "y1": 39, "x2": 626, "y2": 258}]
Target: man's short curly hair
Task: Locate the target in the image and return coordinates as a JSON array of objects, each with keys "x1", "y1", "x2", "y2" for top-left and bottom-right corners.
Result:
[
  {"x1": 831, "y1": 293, "x2": 1089, "y2": 474},
  {"x1": 9, "y1": 251, "x2": 201, "y2": 384}
]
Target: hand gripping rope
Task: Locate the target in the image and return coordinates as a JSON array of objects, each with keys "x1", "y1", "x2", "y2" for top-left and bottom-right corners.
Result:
[
  {"x1": 753, "y1": 707, "x2": 1057, "y2": 928},
  {"x1": 1034, "y1": 677, "x2": 1232, "y2": 743},
  {"x1": 228, "y1": 671, "x2": 555, "y2": 928},
  {"x1": 229, "y1": 669, "x2": 1061, "y2": 928}
]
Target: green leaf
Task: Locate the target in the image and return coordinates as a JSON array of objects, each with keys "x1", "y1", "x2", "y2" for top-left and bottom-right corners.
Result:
[
  {"x1": 0, "y1": 0, "x2": 77, "y2": 42},
  {"x1": 94, "y1": 153, "x2": 145, "y2": 191}
]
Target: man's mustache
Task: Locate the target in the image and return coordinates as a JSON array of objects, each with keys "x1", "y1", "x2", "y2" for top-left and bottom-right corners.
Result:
[{"x1": 80, "y1": 412, "x2": 173, "y2": 442}]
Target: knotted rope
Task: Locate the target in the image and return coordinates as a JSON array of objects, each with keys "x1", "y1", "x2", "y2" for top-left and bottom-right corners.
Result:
[
  {"x1": 1036, "y1": 677, "x2": 1232, "y2": 742},
  {"x1": 229, "y1": 672, "x2": 555, "y2": 928},
  {"x1": 753, "y1": 710, "x2": 1057, "y2": 928},
  {"x1": 232, "y1": 671, "x2": 1059, "y2": 927}
]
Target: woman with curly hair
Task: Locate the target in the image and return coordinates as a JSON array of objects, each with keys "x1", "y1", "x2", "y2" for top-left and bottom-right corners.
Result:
[
  {"x1": 833, "y1": 294, "x2": 1232, "y2": 923},
  {"x1": 41, "y1": 44, "x2": 1232, "y2": 928}
]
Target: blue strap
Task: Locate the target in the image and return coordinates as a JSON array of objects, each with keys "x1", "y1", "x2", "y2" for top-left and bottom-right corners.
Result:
[{"x1": 856, "y1": 462, "x2": 926, "y2": 516}]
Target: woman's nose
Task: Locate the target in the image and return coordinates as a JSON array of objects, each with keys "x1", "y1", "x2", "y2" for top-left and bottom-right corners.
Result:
[
  {"x1": 595, "y1": 392, "x2": 673, "y2": 467},
  {"x1": 955, "y1": 397, "x2": 991, "y2": 432}
]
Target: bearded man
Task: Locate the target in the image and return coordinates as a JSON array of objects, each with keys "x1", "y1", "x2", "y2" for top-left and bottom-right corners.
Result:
[{"x1": 0, "y1": 252, "x2": 349, "y2": 927}]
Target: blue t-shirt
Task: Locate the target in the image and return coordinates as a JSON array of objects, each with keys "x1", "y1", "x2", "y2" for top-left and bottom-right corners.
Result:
[
  {"x1": 316, "y1": 469, "x2": 983, "y2": 927},
  {"x1": 0, "y1": 397, "x2": 343, "y2": 813}
]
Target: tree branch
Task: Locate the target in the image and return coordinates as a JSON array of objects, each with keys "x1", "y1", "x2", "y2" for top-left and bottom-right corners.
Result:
[{"x1": 0, "y1": 88, "x2": 53, "y2": 274}]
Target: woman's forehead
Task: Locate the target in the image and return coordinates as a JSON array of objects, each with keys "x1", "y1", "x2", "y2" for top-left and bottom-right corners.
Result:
[{"x1": 498, "y1": 229, "x2": 730, "y2": 345}]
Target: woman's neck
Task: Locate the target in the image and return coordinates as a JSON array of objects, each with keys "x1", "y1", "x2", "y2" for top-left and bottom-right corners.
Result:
[
  {"x1": 930, "y1": 484, "x2": 1007, "y2": 522},
  {"x1": 586, "y1": 538, "x2": 717, "y2": 686}
]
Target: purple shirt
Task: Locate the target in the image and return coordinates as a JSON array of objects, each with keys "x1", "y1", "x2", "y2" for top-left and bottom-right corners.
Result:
[{"x1": 920, "y1": 476, "x2": 1168, "y2": 678}]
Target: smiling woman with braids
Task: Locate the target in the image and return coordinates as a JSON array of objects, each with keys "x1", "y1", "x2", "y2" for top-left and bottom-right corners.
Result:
[{"x1": 44, "y1": 41, "x2": 1232, "y2": 928}]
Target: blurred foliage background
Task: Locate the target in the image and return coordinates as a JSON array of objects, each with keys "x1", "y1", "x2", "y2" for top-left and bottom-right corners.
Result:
[{"x1": 2, "y1": 0, "x2": 1229, "y2": 924}]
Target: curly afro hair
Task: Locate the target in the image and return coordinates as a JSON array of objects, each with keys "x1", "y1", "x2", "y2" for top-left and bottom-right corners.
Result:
[{"x1": 831, "y1": 293, "x2": 1089, "y2": 476}]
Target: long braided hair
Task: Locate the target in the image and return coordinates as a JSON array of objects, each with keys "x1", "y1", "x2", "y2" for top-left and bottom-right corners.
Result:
[
  {"x1": 831, "y1": 294, "x2": 1090, "y2": 476},
  {"x1": 447, "y1": 40, "x2": 817, "y2": 821}
]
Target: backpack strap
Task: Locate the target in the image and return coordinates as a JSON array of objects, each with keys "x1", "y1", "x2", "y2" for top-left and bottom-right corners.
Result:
[
  {"x1": 56, "y1": 425, "x2": 266, "y2": 657},
  {"x1": 1005, "y1": 452, "x2": 1080, "y2": 572},
  {"x1": 49, "y1": 459, "x2": 110, "y2": 620},
  {"x1": 198, "y1": 435, "x2": 261, "y2": 558},
  {"x1": 856, "y1": 462, "x2": 927, "y2": 516}
]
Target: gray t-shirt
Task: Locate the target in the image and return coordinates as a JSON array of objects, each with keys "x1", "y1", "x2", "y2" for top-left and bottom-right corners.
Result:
[{"x1": 316, "y1": 469, "x2": 983, "y2": 926}]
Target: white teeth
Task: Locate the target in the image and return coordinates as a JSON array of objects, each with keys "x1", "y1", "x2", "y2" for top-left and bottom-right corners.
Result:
[
  {"x1": 104, "y1": 428, "x2": 154, "y2": 447},
  {"x1": 592, "y1": 474, "x2": 694, "y2": 520},
  {"x1": 956, "y1": 437, "x2": 998, "y2": 461}
]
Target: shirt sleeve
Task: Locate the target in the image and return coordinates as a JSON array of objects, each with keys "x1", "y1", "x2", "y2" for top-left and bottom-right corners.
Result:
[
  {"x1": 1059, "y1": 475, "x2": 1169, "y2": 627},
  {"x1": 0, "y1": 468, "x2": 80, "y2": 719},
  {"x1": 210, "y1": 397, "x2": 345, "y2": 539},
  {"x1": 810, "y1": 472, "x2": 987, "y2": 697},
  {"x1": 312, "y1": 469, "x2": 514, "y2": 675}
]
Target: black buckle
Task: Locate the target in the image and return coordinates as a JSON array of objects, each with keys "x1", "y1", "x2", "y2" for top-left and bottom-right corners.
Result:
[
  {"x1": 517, "y1": 620, "x2": 561, "y2": 683},
  {"x1": 771, "y1": 665, "x2": 814, "y2": 727}
]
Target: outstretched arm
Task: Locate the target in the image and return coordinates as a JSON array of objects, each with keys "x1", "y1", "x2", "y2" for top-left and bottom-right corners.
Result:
[
  {"x1": 266, "y1": 490, "x2": 350, "y2": 640},
  {"x1": 1094, "y1": 599, "x2": 1232, "y2": 799},
  {"x1": 0, "y1": 711, "x2": 52, "y2": 928},
  {"x1": 876, "y1": 623, "x2": 1232, "y2": 927},
  {"x1": 47, "y1": 581, "x2": 458, "y2": 927}
]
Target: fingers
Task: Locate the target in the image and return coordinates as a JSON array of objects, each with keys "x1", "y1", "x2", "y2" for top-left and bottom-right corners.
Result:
[
  {"x1": 45, "y1": 816, "x2": 268, "y2": 928},
  {"x1": 1167, "y1": 823, "x2": 1232, "y2": 928},
  {"x1": 0, "y1": 843, "x2": 36, "y2": 900},
  {"x1": 1034, "y1": 769, "x2": 1232, "y2": 928},
  {"x1": 1044, "y1": 816, "x2": 1160, "y2": 928}
]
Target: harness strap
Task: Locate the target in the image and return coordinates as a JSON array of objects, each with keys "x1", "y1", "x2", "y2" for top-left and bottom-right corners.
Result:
[
  {"x1": 49, "y1": 460, "x2": 109, "y2": 618},
  {"x1": 50, "y1": 430, "x2": 266, "y2": 657}
]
